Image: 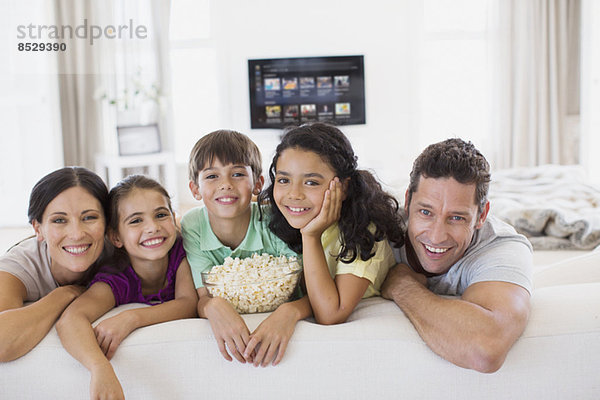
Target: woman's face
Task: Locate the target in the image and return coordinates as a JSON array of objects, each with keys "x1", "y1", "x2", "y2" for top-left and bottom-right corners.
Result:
[{"x1": 32, "y1": 186, "x2": 106, "y2": 285}]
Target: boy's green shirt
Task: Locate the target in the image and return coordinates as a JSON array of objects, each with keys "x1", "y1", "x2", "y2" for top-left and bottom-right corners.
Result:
[{"x1": 181, "y1": 202, "x2": 298, "y2": 288}]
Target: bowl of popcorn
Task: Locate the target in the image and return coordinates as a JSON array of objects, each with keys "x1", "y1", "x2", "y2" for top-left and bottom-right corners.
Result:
[{"x1": 201, "y1": 253, "x2": 302, "y2": 314}]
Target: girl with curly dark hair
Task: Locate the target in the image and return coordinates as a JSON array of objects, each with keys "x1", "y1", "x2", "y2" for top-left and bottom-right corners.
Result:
[{"x1": 260, "y1": 122, "x2": 404, "y2": 324}]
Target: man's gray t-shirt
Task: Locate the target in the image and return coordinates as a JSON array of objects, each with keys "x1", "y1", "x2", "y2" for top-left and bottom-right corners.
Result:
[
  {"x1": 393, "y1": 216, "x2": 533, "y2": 296},
  {"x1": 0, "y1": 237, "x2": 57, "y2": 301}
]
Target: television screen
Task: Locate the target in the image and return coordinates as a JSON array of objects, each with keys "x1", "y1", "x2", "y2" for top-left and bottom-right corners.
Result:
[{"x1": 248, "y1": 55, "x2": 365, "y2": 129}]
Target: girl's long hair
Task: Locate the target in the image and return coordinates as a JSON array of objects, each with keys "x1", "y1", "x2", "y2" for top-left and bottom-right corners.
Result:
[
  {"x1": 105, "y1": 175, "x2": 175, "y2": 273},
  {"x1": 259, "y1": 123, "x2": 405, "y2": 262}
]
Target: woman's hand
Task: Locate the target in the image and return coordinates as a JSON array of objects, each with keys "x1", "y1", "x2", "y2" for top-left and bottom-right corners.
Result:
[
  {"x1": 94, "y1": 311, "x2": 138, "y2": 360},
  {"x1": 58, "y1": 284, "x2": 87, "y2": 302},
  {"x1": 245, "y1": 302, "x2": 298, "y2": 367},
  {"x1": 300, "y1": 178, "x2": 343, "y2": 238},
  {"x1": 204, "y1": 296, "x2": 252, "y2": 363},
  {"x1": 90, "y1": 362, "x2": 125, "y2": 400}
]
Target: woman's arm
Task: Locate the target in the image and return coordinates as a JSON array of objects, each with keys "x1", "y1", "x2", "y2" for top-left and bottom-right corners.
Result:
[
  {"x1": 0, "y1": 271, "x2": 83, "y2": 362},
  {"x1": 93, "y1": 258, "x2": 198, "y2": 360},
  {"x1": 55, "y1": 282, "x2": 124, "y2": 399}
]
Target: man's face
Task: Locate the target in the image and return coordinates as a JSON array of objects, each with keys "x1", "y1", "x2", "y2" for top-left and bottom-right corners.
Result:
[{"x1": 405, "y1": 176, "x2": 489, "y2": 275}]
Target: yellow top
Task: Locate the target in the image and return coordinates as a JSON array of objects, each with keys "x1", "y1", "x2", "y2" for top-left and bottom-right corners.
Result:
[{"x1": 320, "y1": 223, "x2": 396, "y2": 298}]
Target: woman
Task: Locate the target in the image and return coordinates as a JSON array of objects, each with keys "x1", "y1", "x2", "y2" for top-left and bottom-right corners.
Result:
[{"x1": 0, "y1": 167, "x2": 109, "y2": 361}]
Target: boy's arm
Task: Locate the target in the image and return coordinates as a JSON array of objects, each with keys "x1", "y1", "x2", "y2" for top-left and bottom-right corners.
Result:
[
  {"x1": 381, "y1": 264, "x2": 530, "y2": 373},
  {"x1": 93, "y1": 258, "x2": 198, "y2": 359},
  {"x1": 245, "y1": 295, "x2": 312, "y2": 366},
  {"x1": 197, "y1": 287, "x2": 252, "y2": 363},
  {"x1": 56, "y1": 283, "x2": 124, "y2": 399},
  {"x1": 0, "y1": 272, "x2": 84, "y2": 362},
  {"x1": 183, "y1": 216, "x2": 254, "y2": 362}
]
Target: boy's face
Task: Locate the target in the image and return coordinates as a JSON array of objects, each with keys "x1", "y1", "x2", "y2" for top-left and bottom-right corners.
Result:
[{"x1": 189, "y1": 158, "x2": 264, "y2": 223}]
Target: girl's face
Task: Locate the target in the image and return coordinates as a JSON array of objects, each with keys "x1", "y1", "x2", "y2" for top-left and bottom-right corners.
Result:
[
  {"x1": 273, "y1": 147, "x2": 338, "y2": 229},
  {"x1": 111, "y1": 188, "x2": 177, "y2": 267},
  {"x1": 32, "y1": 186, "x2": 106, "y2": 285}
]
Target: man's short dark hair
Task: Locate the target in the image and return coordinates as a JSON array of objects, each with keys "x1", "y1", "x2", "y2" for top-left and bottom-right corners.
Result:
[{"x1": 407, "y1": 138, "x2": 491, "y2": 213}]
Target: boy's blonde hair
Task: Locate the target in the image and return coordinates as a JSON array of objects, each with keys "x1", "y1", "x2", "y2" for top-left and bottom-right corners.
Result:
[{"x1": 188, "y1": 130, "x2": 262, "y2": 184}]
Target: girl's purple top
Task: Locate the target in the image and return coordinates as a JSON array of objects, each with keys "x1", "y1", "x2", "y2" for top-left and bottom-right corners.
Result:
[{"x1": 91, "y1": 237, "x2": 186, "y2": 306}]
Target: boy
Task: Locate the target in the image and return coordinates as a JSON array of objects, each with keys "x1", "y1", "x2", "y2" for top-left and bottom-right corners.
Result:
[{"x1": 181, "y1": 130, "x2": 311, "y2": 367}]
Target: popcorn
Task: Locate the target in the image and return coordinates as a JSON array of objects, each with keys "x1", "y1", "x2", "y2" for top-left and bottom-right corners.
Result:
[{"x1": 202, "y1": 254, "x2": 302, "y2": 314}]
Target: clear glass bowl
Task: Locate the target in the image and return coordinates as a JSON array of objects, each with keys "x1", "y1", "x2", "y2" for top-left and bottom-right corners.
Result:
[{"x1": 201, "y1": 261, "x2": 302, "y2": 314}]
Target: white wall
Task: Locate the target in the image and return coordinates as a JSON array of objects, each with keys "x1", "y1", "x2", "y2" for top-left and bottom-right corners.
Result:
[
  {"x1": 208, "y1": 0, "x2": 421, "y2": 192},
  {"x1": 176, "y1": 0, "x2": 599, "y2": 206}
]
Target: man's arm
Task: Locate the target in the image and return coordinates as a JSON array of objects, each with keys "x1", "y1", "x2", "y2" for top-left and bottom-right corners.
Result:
[{"x1": 381, "y1": 264, "x2": 530, "y2": 373}]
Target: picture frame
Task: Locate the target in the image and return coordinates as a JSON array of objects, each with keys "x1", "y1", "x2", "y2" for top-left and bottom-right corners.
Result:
[{"x1": 116, "y1": 124, "x2": 161, "y2": 156}]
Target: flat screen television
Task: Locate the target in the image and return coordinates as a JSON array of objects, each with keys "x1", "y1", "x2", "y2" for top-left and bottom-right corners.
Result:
[{"x1": 248, "y1": 55, "x2": 365, "y2": 129}]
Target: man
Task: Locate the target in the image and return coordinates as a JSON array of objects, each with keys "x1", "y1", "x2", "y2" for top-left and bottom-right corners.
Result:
[{"x1": 382, "y1": 138, "x2": 533, "y2": 373}]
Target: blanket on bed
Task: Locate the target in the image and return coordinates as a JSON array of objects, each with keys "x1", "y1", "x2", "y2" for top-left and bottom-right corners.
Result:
[{"x1": 488, "y1": 165, "x2": 600, "y2": 250}]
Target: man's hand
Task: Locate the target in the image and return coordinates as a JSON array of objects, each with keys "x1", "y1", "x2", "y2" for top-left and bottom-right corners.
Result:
[{"x1": 381, "y1": 263, "x2": 427, "y2": 300}]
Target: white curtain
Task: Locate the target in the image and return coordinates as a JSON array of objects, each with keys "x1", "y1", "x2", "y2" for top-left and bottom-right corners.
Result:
[
  {"x1": 491, "y1": 0, "x2": 581, "y2": 168},
  {"x1": 54, "y1": 0, "x2": 104, "y2": 168}
]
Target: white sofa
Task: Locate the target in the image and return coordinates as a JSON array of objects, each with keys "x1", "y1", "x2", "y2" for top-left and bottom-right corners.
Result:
[{"x1": 1, "y1": 249, "x2": 599, "y2": 399}]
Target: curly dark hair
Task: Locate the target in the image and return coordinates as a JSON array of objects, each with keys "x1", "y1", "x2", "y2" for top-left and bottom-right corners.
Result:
[
  {"x1": 259, "y1": 122, "x2": 405, "y2": 263},
  {"x1": 407, "y1": 138, "x2": 491, "y2": 213}
]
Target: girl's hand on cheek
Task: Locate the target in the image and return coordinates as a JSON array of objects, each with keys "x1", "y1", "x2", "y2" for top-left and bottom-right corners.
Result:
[{"x1": 300, "y1": 178, "x2": 342, "y2": 238}]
